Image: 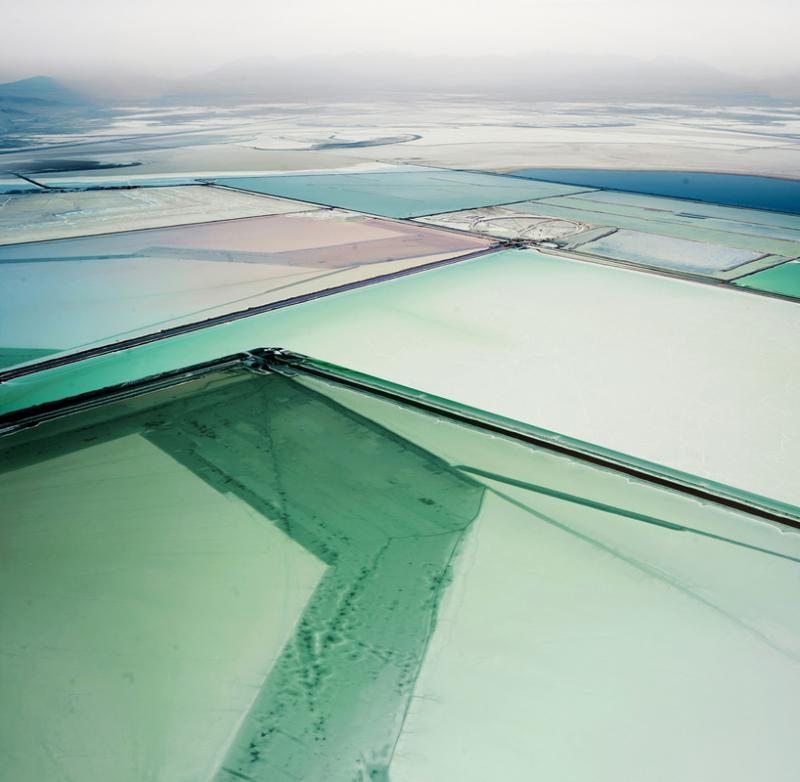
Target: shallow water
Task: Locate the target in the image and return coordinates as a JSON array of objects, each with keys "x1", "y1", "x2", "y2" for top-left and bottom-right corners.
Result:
[
  {"x1": 735, "y1": 260, "x2": 800, "y2": 297},
  {"x1": 0, "y1": 210, "x2": 490, "y2": 356},
  {"x1": 5, "y1": 248, "x2": 799, "y2": 506},
  {"x1": 512, "y1": 168, "x2": 800, "y2": 215},
  {"x1": 4, "y1": 364, "x2": 799, "y2": 782},
  {"x1": 214, "y1": 169, "x2": 588, "y2": 218}
]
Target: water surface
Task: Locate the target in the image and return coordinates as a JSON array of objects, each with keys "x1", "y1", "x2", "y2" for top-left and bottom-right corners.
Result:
[{"x1": 512, "y1": 168, "x2": 800, "y2": 215}]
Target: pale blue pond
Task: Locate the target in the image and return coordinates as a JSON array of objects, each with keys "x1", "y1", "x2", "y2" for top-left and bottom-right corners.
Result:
[
  {"x1": 213, "y1": 169, "x2": 589, "y2": 218},
  {"x1": 511, "y1": 169, "x2": 800, "y2": 215}
]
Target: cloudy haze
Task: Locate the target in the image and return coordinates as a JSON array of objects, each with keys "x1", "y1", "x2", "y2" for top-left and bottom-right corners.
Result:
[{"x1": 2, "y1": 0, "x2": 799, "y2": 84}]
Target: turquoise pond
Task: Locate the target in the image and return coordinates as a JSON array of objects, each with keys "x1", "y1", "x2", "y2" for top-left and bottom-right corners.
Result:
[
  {"x1": 735, "y1": 260, "x2": 800, "y2": 298},
  {"x1": 213, "y1": 169, "x2": 588, "y2": 218},
  {"x1": 511, "y1": 169, "x2": 800, "y2": 215}
]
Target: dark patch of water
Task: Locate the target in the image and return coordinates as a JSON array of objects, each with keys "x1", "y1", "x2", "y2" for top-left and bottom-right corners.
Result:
[
  {"x1": 512, "y1": 168, "x2": 800, "y2": 215},
  {"x1": 13, "y1": 159, "x2": 142, "y2": 174}
]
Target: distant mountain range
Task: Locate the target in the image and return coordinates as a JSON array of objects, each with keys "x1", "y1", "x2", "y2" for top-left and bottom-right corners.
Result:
[
  {"x1": 0, "y1": 76, "x2": 99, "y2": 148},
  {"x1": 0, "y1": 55, "x2": 797, "y2": 106},
  {"x1": 0, "y1": 76, "x2": 93, "y2": 106},
  {"x1": 173, "y1": 53, "x2": 768, "y2": 102}
]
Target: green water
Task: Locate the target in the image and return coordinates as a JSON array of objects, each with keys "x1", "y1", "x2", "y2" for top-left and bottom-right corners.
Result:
[
  {"x1": 3, "y1": 364, "x2": 799, "y2": 781},
  {"x1": 3, "y1": 249, "x2": 799, "y2": 508},
  {"x1": 1, "y1": 369, "x2": 482, "y2": 782},
  {"x1": 0, "y1": 346, "x2": 59, "y2": 368},
  {"x1": 149, "y1": 374, "x2": 483, "y2": 782},
  {"x1": 734, "y1": 260, "x2": 800, "y2": 299}
]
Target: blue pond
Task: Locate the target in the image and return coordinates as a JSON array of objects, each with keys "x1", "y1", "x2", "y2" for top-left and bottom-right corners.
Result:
[{"x1": 511, "y1": 169, "x2": 800, "y2": 215}]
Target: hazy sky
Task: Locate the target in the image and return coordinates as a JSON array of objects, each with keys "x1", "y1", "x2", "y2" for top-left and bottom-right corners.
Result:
[{"x1": 3, "y1": 0, "x2": 799, "y2": 80}]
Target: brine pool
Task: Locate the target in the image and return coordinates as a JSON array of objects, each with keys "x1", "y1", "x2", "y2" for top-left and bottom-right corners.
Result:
[{"x1": 512, "y1": 169, "x2": 800, "y2": 215}]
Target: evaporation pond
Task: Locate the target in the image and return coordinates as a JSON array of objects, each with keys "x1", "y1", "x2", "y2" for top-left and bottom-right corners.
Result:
[
  {"x1": 512, "y1": 168, "x2": 800, "y2": 215},
  {"x1": 2, "y1": 362, "x2": 799, "y2": 782},
  {"x1": 0, "y1": 185, "x2": 318, "y2": 244},
  {"x1": 0, "y1": 209, "x2": 490, "y2": 368},
  {"x1": 213, "y1": 169, "x2": 590, "y2": 218},
  {"x1": 734, "y1": 260, "x2": 800, "y2": 298},
  {"x1": 6, "y1": 248, "x2": 800, "y2": 508}
]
